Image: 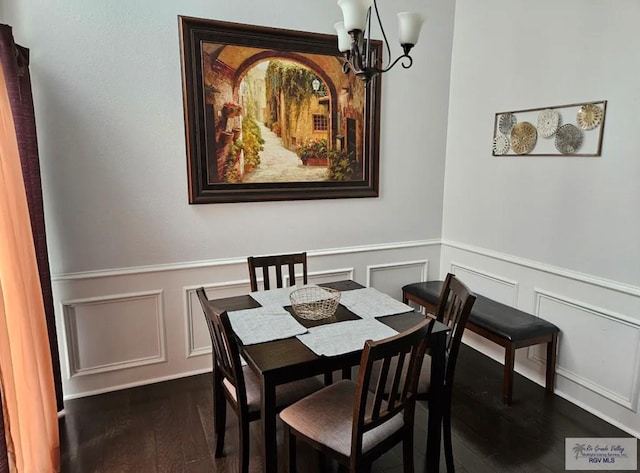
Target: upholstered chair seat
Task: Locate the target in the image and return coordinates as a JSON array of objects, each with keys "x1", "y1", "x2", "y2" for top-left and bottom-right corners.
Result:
[{"x1": 280, "y1": 380, "x2": 404, "y2": 457}]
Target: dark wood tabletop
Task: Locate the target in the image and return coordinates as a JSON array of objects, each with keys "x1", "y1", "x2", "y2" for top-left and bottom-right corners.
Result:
[{"x1": 209, "y1": 280, "x2": 449, "y2": 473}]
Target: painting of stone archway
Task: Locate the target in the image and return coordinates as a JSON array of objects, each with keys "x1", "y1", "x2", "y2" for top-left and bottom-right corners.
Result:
[{"x1": 179, "y1": 16, "x2": 381, "y2": 204}]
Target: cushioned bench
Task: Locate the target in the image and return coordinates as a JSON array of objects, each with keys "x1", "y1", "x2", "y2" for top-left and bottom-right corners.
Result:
[{"x1": 402, "y1": 280, "x2": 560, "y2": 405}]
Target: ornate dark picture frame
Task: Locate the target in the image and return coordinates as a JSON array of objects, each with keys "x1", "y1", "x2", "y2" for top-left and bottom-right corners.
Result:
[{"x1": 178, "y1": 16, "x2": 382, "y2": 204}]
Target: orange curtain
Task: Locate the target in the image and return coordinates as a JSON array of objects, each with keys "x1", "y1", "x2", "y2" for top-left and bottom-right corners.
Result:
[{"x1": 0, "y1": 54, "x2": 60, "y2": 472}]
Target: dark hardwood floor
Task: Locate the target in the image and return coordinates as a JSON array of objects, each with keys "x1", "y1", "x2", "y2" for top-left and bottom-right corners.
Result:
[{"x1": 60, "y1": 345, "x2": 636, "y2": 472}]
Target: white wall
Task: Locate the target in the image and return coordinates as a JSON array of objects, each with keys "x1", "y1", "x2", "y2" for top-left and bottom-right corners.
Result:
[
  {"x1": 443, "y1": 0, "x2": 640, "y2": 436},
  {"x1": 5, "y1": 0, "x2": 453, "y2": 274},
  {"x1": 443, "y1": 0, "x2": 640, "y2": 287},
  {"x1": 1, "y1": 1, "x2": 455, "y2": 397}
]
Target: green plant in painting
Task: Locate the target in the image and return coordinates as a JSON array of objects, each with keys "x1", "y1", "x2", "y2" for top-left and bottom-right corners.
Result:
[
  {"x1": 223, "y1": 138, "x2": 243, "y2": 183},
  {"x1": 242, "y1": 112, "x2": 264, "y2": 170},
  {"x1": 328, "y1": 149, "x2": 358, "y2": 181},
  {"x1": 265, "y1": 60, "x2": 321, "y2": 146}
]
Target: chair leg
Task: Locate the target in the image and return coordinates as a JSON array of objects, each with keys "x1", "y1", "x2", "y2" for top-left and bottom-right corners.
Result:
[
  {"x1": 443, "y1": 401, "x2": 455, "y2": 473},
  {"x1": 324, "y1": 371, "x2": 333, "y2": 386},
  {"x1": 319, "y1": 450, "x2": 330, "y2": 472},
  {"x1": 284, "y1": 424, "x2": 296, "y2": 473},
  {"x1": 402, "y1": 428, "x2": 415, "y2": 473},
  {"x1": 213, "y1": 383, "x2": 226, "y2": 457},
  {"x1": 238, "y1": 415, "x2": 250, "y2": 473},
  {"x1": 353, "y1": 464, "x2": 371, "y2": 473}
]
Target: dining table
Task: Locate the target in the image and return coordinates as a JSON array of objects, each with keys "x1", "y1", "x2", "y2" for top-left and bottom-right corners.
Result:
[{"x1": 208, "y1": 280, "x2": 450, "y2": 473}]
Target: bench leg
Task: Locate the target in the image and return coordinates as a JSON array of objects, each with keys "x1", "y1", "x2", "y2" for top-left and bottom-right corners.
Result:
[
  {"x1": 545, "y1": 333, "x2": 558, "y2": 395},
  {"x1": 503, "y1": 346, "x2": 515, "y2": 405}
]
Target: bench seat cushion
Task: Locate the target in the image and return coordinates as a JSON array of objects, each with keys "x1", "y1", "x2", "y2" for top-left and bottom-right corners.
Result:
[{"x1": 403, "y1": 281, "x2": 559, "y2": 343}]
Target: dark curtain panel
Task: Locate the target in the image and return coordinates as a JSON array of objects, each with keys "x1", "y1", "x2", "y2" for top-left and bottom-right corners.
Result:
[{"x1": 0, "y1": 24, "x2": 63, "y2": 413}]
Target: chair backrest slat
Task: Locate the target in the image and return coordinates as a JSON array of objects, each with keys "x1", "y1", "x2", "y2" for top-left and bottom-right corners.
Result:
[
  {"x1": 247, "y1": 252, "x2": 308, "y2": 291},
  {"x1": 275, "y1": 264, "x2": 283, "y2": 288},
  {"x1": 287, "y1": 262, "x2": 296, "y2": 286},
  {"x1": 261, "y1": 266, "x2": 271, "y2": 290},
  {"x1": 351, "y1": 318, "x2": 434, "y2": 456},
  {"x1": 370, "y1": 357, "x2": 391, "y2": 418},
  {"x1": 387, "y1": 348, "x2": 408, "y2": 409}
]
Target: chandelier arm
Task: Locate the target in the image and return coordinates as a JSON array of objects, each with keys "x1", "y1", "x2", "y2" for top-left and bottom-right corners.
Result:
[
  {"x1": 365, "y1": 6, "x2": 372, "y2": 70},
  {"x1": 373, "y1": 0, "x2": 392, "y2": 69},
  {"x1": 350, "y1": 34, "x2": 364, "y2": 72},
  {"x1": 342, "y1": 58, "x2": 351, "y2": 74},
  {"x1": 341, "y1": 51, "x2": 352, "y2": 74},
  {"x1": 379, "y1": 53, "x2": 413, "y2": 74},
  {"x1": 400, "y1": 55, "x2": 413, "y2": 69}
]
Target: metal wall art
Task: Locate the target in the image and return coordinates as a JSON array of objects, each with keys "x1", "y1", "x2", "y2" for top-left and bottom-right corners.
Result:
[{"x1": 491, "y1": 100, "x2": 606, "y2": 157}]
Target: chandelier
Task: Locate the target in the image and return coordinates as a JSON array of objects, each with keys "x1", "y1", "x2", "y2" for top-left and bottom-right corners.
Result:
[{"x1": 334, "y1": 0, "x2": 424, "y2": 84}]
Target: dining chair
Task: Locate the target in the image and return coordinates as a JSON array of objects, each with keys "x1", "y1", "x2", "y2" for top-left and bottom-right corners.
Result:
[
  {"x1": 196, "y1": 288, "x2": 323, "y2": 473},
  {"x1": 279, "y1": 318, "x2": 435, "y2": 473},
  {"x1": 416, "y1": 273, "x2": 476, "y2": 473},
  {"x1": 247, "y1": 252, "x2": 307, "y2": 291},
  {"x1": 368, "y1": 273, "x2": 475, "y2": 472}
]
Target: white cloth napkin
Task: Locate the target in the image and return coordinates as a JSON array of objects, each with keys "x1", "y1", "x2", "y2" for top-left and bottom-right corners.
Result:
[
  {"x1": 296, "y1": 319, "x2": 398, "y2": 357},
  {"x1": 339, "y1": 287, "x2": 414, "y2": 319},
  {"x1": 227, "y1": 306, "x2": 308, "y2": 345}
]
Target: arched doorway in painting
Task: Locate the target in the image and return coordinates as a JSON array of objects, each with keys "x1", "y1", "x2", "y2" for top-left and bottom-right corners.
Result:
[{"x1": 231, "y1": 53, "x2": 339, "y2": 183}]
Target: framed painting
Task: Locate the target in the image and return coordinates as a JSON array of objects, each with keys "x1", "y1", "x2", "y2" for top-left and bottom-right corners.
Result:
[{"x1": 179, "y1": 16, "x2": 382, "y2": 203}]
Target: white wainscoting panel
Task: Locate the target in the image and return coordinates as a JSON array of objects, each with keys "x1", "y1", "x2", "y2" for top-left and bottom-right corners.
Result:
[
  {"x1": 366, "y1": 260, "x2": 428, "y2": 299},
  {"x1": 52, "y1": 240, "x2": 441, "y2": 400},
  {"x1": 440, "y1": 240, "x2": 640, "y2": 437},
  {"x1": 62, "y1": 290, "x2": 166, "y2": 377},
  {"x1": 535, "y1": 290, "x2": 640, "y2": 411},
  {"x1": 184, "y1": 280, "x2": 251, "y2": 359},
  {"x1": 308, "y1": 268, "x2": 355, "y2": 285},
  {"x1": 450, "y1": 262, "x2": 519, "y2": 306}
]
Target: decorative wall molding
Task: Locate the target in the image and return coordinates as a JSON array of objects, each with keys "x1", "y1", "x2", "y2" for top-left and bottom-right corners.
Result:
[
  {"x1": 449, "y1": 262, "x2": 519, "y2": 306},
  {"x1": 534, "y1": 289, "x2": 640, "y2": 411},
  {"x1": 442, "y1": 239, "x2": 640, "y2": 298},
  {"x1": 62, "y1": 290, "x2": 166, "y2": 377},
  {"x1": 184, "y1": 279, "x2": 249, "y2": 359},
  {"x1": 52, "y1": 239, "x2": 439, "y2": 281},
  {"x1": 365, "y1": 260, "x2": 429, "y2": 288},
  {"x1": 63, "y1": 368, "x2": 213, "y2": 401}
]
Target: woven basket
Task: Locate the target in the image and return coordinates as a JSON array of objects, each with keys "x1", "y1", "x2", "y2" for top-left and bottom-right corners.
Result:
[{"x1": 289, "y1": 286, "x2": 341, "y2": 320}]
